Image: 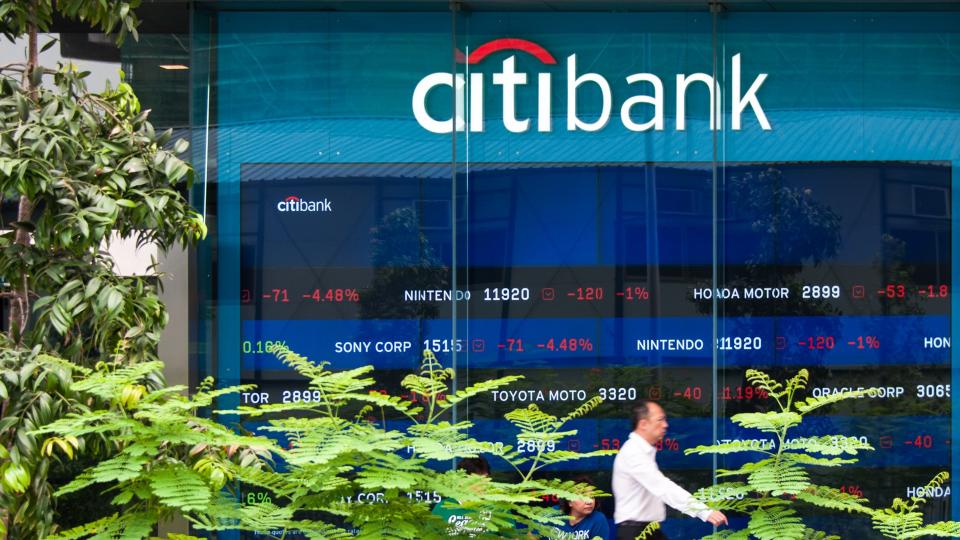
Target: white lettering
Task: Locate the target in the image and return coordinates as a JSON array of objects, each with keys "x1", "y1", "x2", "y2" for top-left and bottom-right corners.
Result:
[
  {"x1": 566, "y1": 54, "x2": 611, "y2": 132},
  {"x1": 412, "y1": 72, "x2": 465, "y2": 134},
  {"x1": 676, "y1": 72, "x2": 720, "y2": 131},
  {"x1": 621, "y1": 73, "x2": 664, "y2": 131},
  {"x1": 731, "y1": 53, "x2": 771, "y2": 130},
  {"x1": 493, "y1": 56, "x2": 529, "y2": 133}
]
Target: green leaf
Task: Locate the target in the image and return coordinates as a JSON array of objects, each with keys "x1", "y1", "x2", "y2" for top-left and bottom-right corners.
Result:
[
  {"x1": 85, "y1": 277, "x2": 102, "y2": 298},
  {"x1": 106, "y1": 288, "x2": 124, "y2": 311},
  {"x1": 900, "y1": 522, "x2": 960, "y2": 538},
  {"x1": 686, "y1": 439, "x2": 773, "y2": 456},
  {"x1": 149, "y1": 465, "x2": 212, "y2": 511},
  {"x1": 77, "y1": 216, "x2": 90, "y2": 238},
  {"x1": 794, "y1": 485, "x2": 871, "y2": 514},
  {"x1": 738, "y1": 460, "x2": 810, "y2": 495},
  {"x1": 748, "y1": 507, "x2": 805, "y2": 540},
  {"x1": 40, "y1": 38, "x2": 58, "y2": 53},
  {"x1": 795, "y1": 388, "x2": 877, "y2": 415},
  {"x1": 730, "y1": 411, "x2": 802, "y2": 433},
  {"x1": 123, "y1": 157, "x2": 147, "y2": 173}
]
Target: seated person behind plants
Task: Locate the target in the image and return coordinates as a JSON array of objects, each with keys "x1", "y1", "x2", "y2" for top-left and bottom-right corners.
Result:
[
  {"x1": 432, "y1": 456, "x2": 492, "y2": 537},
  {"x1": 552, "y1": 478, "x2": 610, "y2": 540}
]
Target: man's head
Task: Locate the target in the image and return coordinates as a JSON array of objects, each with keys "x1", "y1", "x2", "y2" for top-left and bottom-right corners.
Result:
[{"x1": 631, "y1": 400, "x2": 668, "y2": 444}]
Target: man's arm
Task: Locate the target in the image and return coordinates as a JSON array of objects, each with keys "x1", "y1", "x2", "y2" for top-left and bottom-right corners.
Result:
[{"x1": 624, "y1": 453, "x2": 727, "y2": 525}]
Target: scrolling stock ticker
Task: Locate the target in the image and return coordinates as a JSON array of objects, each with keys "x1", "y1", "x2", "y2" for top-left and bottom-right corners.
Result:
[{"x1": 238, "y1": 161, "x2": 951, "y2": 538}]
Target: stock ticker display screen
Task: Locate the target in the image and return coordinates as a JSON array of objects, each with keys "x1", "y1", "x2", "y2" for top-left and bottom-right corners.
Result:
[{"x1": 238, "y1": 161, "x2": 951, "y2": 537}]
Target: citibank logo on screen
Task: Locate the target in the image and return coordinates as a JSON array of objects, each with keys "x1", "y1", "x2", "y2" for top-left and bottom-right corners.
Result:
[
  {"x1": 276, "y1": 195, "x2": 333, "y2": 213},
  {"x1": 412, "y1": 38, "x2": 770, "y2": 134}
]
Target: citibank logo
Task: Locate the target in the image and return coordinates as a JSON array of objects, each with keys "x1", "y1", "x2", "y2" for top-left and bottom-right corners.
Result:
[
  {"x1": 412, "y1": 38, "x2": 770, "y2": 134},
  {"x1": 277, "y1": 195, "x2": 333, "y2": 212}
]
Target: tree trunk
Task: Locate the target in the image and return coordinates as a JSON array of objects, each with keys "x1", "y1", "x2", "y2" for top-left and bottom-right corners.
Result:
[{"x1": 6, "y1": 2, "x2": 38, "y2": 343}]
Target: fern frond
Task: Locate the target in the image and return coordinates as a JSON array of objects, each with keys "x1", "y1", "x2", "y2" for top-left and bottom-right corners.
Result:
[
  {"x1": 558, "y1": 396, "x2": 604, "y2": 423},
  {"x1": 782, "y1": 435, "x2": 874, "y2": 455},
  {"x1": 914, "y1": 472, "x2": 949, "y2": 502},
  {"x1": 780, "y1": 453, "x2": 858, "y2": 467},
  {"x1": 794, "y1": 388, "x2": 876, "y2": 414},
  {"x1": 517, "y1": 429, "x2": 577, "y2": 444},
  {"x1": 717, "y1": 458, "x2": 776, "y2": 478},
  {"x1": 794, "y1": 485, "x2": 872, "y2": 514},
  {"x1": 55, "y1": 452, "x2": 150, "y2": 495},
  {"x1": 801, "y1": 528, "x2": 841, "y2": 540},
  {"x1": 46, "y1": 514, "x2": 120, "y2": 540},
  {"x1": 785, "y1": 369, "x2": 811, "y2": 395},
  {"x1": 747, "y1": 461, "x2": 810, "y2": 495},
  {"x1": 505, "y1": 404, "x2": 559, "y2": 434},
  {"x1": 422, "y1": 349, "x2": 452, "y2": 379},
  {"x1": 49, "y1": 511, "x2": 156, "y2": 540},
  {"x1": 685, "y1": 439, "x2": 774, "y2": 456},
  {"x1": 445, "y1": 375, "x2": 525, "y2": 406},
  {"x1": 534, "y1": 449, "x2": 617, "y2": 465},
  {"x1": 900, "y1": 521, "x2": 960, "y2": 538},
  {"x1": 309, "y1": 366, "x2": 379, "y2": 396},
  {"x1": 148, "y1": 465, "x2": 212, "y2": 512},
  {"x1": 873, "y1": 507, "x2": 925, "y2": 538},
  {"x1": 274, "y1": 346, "x2": 335, "y2": 380},
  {"x1": 345, "y1": 390, "x2": 423, "y2": 416},
  {"x1": 748, "y1": 506, "x2": 805, "y2": 540},
  {"x1": 730, "y1": 411, "x2": 802, "y2": 433},
  {"x1": 355, "y1": 453, "x2": 427, "y2": 491},
  {"x1": 871, "y1": 473, "x2": 960, "y2": 538},
  {"x1": 187, "y1": 383, "x2": 258, "y2": 406},
  {"x1": 745, "y1": 369, "x2": 785, "y2": 398},
  {"x1": 401, "y1": 373, "x2": 449, "y2": 400},
  {"x1": 71, "y1": 361, "x2": 165, "y2": 399},
  {"x1": 238, "y1": 501, "x2": 295, "y2": 531}
]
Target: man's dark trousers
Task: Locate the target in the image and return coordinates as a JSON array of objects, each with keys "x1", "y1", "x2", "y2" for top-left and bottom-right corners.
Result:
[{"x1": 615, "y1": 521, "x2": 667, "y2": 540}]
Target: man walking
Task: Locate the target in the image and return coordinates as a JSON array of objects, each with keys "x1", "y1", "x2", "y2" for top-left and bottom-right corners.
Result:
[{"x1": 612, "y1": 400, "x2": 727, "y2": 540}]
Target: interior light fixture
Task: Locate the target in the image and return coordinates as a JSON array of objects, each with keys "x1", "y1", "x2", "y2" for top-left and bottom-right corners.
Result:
[{"x1": 159, "y1": 64, "x2": 189, "y2": 70}]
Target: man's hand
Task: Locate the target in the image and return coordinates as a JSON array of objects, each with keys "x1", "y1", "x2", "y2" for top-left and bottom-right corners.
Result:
[{"x1": 706, "y1": 510, "x2": 728, "y2": 526}]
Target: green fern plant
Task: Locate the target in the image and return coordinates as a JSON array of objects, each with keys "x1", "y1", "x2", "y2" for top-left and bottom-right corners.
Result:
[
  {"x1": 685, "y1": 369, "x2": 876, "y2": 540},
  {"x1": 871, "y1": 472, "x2": 960, "y2": 539},
  {"x1": 37, "y1": 346, "x2": 612, "y2": 539},
  {"x1": 221, "y1": 346, "x2": 615, "y2": 539},
  {"x1": 31, "y1": 358, "x2": 273, "y2": 539}
]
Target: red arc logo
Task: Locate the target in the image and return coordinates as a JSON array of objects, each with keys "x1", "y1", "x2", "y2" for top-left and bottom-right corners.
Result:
[{"x1": 458, "y1": 38, "x2": 557, "y2": 65}]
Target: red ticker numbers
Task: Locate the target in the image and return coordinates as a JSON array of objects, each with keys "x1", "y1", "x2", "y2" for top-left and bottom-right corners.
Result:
[
  {"x1": 920, "y1": 285, "x2": 950, "y2": 298},
  {"x1": 252, "y1": 287, "x2": 361, "y2": 303},
  {"x1": 721, "y1": 386, "x2": 770, "y2": 400},
  {"x1": 598, "y1": 438, "x2": 621, "y2": 450},
  {"x1": 306, "y1": 288, "x2": 361, "y2": 302},
  {"x1": 672, "y1": 386, "x2": 704, "y2": 401}
]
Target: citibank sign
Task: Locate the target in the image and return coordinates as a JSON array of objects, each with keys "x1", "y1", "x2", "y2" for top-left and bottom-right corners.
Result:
[{"x1": 412, "y1": 38, "x2": 771, "y2": 134}]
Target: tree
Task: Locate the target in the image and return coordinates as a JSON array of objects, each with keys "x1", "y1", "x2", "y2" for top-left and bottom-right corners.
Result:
[
  {"x1": 1, "y1": 0, "x2": 204, "y2": 363},
  {"x1": 0, "y1": 1, "x2": 205, "y2": 536}
]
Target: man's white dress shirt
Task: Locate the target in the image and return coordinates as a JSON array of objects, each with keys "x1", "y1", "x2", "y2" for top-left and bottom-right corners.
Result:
[{"x1": 612, "y1": 432, "x2": 712, "y2": 524}]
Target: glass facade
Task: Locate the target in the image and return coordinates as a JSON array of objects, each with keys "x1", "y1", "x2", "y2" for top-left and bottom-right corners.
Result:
[{"x1": 181, "y1": 4, "x2": 960, "y2": 538}]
